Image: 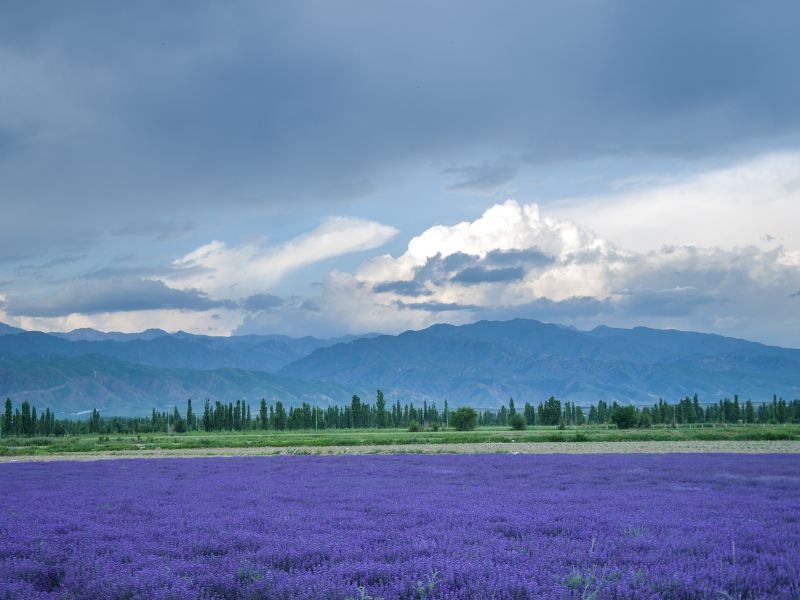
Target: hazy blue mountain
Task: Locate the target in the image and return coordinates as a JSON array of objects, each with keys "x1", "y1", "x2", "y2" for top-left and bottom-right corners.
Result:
[
  {"x1": 0, "y1": 354, "x2": 369, "y2": 417},
  {"x1": 281, "y1": 319, "x2": 800, "y2": 406},
  {"x1": 0, "y1": 322, "x2": 24, "y2": 336},
  {"x1": 50, "y1": 327, "x2": 170, "y2": 342},
  {"x1": 2, "y1": 318, "x2": 798, "y2": 413},
  {"x1": 0, "y1": 329, "x2": 375, "y2": 372}
]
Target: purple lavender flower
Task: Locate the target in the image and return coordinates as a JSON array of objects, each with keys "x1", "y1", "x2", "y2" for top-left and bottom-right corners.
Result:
[{"x1": 1, "y1": 454, "x2": 798, "y2": 599}]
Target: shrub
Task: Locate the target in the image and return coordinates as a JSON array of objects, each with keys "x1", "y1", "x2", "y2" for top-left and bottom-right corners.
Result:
[
  {"x1": 509, "y1": 414, "x2": 526, "y2": 430},
  {"x1": 450, "y1": 407, "x2": 478, "y2": 431},
  {"x1": 408, "y1": 421, "x2": 421, "y2": 432}
]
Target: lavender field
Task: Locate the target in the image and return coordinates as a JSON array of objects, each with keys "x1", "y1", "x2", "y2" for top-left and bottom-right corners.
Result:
[{"x1": 1, "y1": 454, "x2": 799, "y2": 599}]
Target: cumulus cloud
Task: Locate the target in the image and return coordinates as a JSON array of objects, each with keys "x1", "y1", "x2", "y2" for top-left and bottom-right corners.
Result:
[
  {"x1": 163, "y1": 217, "x2": 398, "y2": 299},
  {"x1": 234, "y1": 199, "x2": 800, "y2": 345}
]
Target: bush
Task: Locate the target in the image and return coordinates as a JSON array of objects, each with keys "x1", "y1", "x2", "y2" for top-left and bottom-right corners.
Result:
[
  {"x1": 449, "y1": 407, "x2": 478, "y2": 431},
  {"x1": 509, "y1": 414, "x2": 526, "y2": 430},
  {"x1": 407, "y1": 421, "x2": 421, "y2": 432}
]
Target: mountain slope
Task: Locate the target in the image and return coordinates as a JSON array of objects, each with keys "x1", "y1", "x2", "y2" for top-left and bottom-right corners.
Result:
[
  {"x1": 0, "y1": 355, "x2": 369, "y2": 417},
  {"x1": 281, "y1": 319, "x2": 800, "y2": 406},
  {"x1": 0, "y1": 330, "x2": 373, "y2": 372},
  {"x1": 0, "y1": 323, "x2": 24, "y2": 336}
]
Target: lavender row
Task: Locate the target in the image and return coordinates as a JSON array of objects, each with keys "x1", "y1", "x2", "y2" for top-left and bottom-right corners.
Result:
[{"x1": 1, "y1": 454, "x2": 799, "y2": 599}]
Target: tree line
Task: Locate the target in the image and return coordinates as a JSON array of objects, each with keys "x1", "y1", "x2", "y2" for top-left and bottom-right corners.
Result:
[{"x1": 2, "y1": 392, "x2": 799, "y2": 437}]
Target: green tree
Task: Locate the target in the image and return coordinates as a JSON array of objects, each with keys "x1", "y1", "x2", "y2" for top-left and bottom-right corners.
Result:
[
  {"x1": 450, "y1": 407, "x2": 478, "y2": 431},
  {"x1": 540, "y1": 396, "x2": 562, "y2": 426},
  {"x1": 275, "y1": 401, "x2": 287, "y2": 431},
  {"x1": 509, "y1": 413, "x2": 526, "y2": 430},
  {"x1": 2, "y1": 398, "x2": 12, "y2": 437},
  {"x1": 89, "y1": 408, "x2": 101, "y2": 434},
  {"x1": 186, "y1": 399, "x2": 194, "y2": 431},
  {"x1": 523, "y1": 402, "x2": 535, "y2": 425},
  {"x1": 203, "y1": 399, "x2": 212, "y2": 431},
  {"x1": 351, "y1": 395, "x2": 361, "y2": 428},
  {"x1": 744, "y1": 399, "x2": 756, "y2": 424},
  {"x1": 611, "y1": 405, "x2": 638, "y2": 429},
  {"x1": 375, "y1": 390, "x2": 387, "y2": 428},
  {"x1": 172, "y1": 406, "x2": 187, "y2": 433}
]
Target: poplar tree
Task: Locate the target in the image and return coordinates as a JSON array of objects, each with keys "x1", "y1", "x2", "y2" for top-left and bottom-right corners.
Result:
[
  {"x1": 275, "y1": 401, "x2": 286, "y2": 431},
  {"x1": 2, "y1": 398, "x2": 12, "y2": 437},
  {"x1": 259, "y1": 399, "x2": 267, "y2": 430},
  {"x1": 375, "y1": 390, "x2": 386, "y2": 428}
]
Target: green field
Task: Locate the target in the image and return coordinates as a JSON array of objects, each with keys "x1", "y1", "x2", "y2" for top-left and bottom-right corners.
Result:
[{"x1": 2, "y1": 423, "x2": 798, "y2": 456}]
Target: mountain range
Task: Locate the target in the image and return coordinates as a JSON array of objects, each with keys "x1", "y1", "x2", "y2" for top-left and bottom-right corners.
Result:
[{"x1": 0, "y1": 319, "x2": 797, "y2": 416}]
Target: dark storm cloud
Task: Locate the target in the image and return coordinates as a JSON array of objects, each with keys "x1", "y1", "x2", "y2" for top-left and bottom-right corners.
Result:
[
  {"x1": 380, "y1": 250, "x2": 553, "y2": 296},
  {"x1": 1, "y1": 0, "x2": 799, "y2": 260},
  {"x1": 451, "y1": 266, "x2": 525, "y2": 285},
  {"x1": 618, "y1": 287, "x2": 718, "y2": 317},
  {"x1": 373, "y1": 280, "x2": 432, "y2": 296},
  {"x1": 239, "y1": 293, "x2": 284, "y2": 311},
  {"x1": 4, "y1": 277, "x2": 233, "y2": 317}
]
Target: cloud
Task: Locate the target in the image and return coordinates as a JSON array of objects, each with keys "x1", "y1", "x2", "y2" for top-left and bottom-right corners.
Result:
[
  {"x1": 112, "y1": 220, "x2": 194, "y2": 241},
  {"x1": 163, "y1": 216, "x2": 398, "y2": 299},
  {"x1": 451, "y1": 266, "x2": 525, "y2": 285},
  {"x1": 15, "y1": 308, "x2": 243, "y2": 337},
  {"x1": 550, "y1": 152, "x2": 800, "y2": 252},
  {"x1": 240, "y1": 293, "x2": 284, "y2": 311},
  {"x1": 399, "y1": 301, "x2": 477, "y2": 312},
  {"x1": 235, "y1": 199, "x2": 800, "y2": 345},
  {"x1": 357, "y1": 201, "x2": 602, "y2": 283},
  {"x1": 3, "y1": 2, "x2": 800, "y2": 262},
  {"x1": 15, "y1": 255, "x2": 87, "y2": 276},
  {"x1": 4, "y1": 277, "x2": 231, "y2": 317},
  {"x1": 445, "y1": 163, "x2": 517, "y2": 193}
]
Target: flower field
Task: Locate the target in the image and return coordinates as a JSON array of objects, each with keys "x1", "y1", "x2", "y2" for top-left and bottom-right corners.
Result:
[{"x1": 1, "y1": 454, "x2": 798, "y2": 599}]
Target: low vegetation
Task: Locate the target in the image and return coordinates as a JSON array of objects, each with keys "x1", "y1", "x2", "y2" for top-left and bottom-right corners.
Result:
[{"x1": 1, "y1": 423, "x2": 798, "y2": 457}]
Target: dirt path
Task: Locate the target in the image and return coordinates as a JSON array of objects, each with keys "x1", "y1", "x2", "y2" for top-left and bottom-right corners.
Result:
[{"x1": 2, "y1": 440, "x2": 799, "y2": 462}]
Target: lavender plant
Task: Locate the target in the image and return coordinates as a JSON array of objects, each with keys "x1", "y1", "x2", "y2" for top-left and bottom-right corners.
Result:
[{"x1": 1, "y1": 454, "x2": 798, "y2": 598}]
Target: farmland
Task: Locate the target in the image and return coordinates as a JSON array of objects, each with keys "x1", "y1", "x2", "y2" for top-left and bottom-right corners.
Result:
[{"x1": 1, "y1": 454, "x2": 799, "y2": 598}]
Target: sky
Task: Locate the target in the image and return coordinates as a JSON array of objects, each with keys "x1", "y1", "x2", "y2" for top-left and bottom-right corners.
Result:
[{"x1": 0, "y1": 1, "x2": 799, "y2": 346}]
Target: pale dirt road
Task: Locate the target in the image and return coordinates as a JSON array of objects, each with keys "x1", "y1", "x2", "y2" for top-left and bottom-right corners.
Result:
[{"x1": 2, "y1": 440, "x2": 799, "y2": 462}]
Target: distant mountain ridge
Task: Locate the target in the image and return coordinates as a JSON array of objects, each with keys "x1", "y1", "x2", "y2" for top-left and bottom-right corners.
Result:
[
  {"x1": 0, "y1": 319, "x2": 798, "y2": 415},
  {"x1": 0, "y1": 327, "x2": 374, "y2": 372},
  {"x1": 280, "y1": 319, "x2": 800, "y2": 406},
  {"x1": 0, "y1": 354, "x2": 370, "y2": 417}
]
